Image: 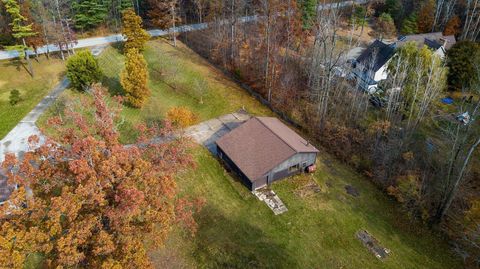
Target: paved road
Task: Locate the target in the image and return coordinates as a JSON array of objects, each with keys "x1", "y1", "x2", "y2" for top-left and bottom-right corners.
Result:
[{"x1": 0, "y1": 0, "x2": 367, "y2": 60}]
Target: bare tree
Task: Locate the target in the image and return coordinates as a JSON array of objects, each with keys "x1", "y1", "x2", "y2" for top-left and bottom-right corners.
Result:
[
  {"x1": 192, "y1": 0, "x2": 209, "y2": 23},
  {"x1": 307, "y1": 6, "x2": 346, "y2": 128},
  {"x1": 461, "y1": 0, "x2": 480, "y2": 41},
  {"x1": 148, "y1": 0, "x2": 181, "y2": 46},
  {"x1": 435, "y1": 62, "x2": 480, "y2": 222}
]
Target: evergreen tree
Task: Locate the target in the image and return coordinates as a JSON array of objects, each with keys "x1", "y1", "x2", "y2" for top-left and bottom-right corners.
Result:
[
  {"x1": 377, "y1": 13, "x2": 396, "y2": 38},
  {"x1": 73, "y1": 0, "x2": 108, "y2": 31},
  {"x1": 122, "y1": 8, "x2": 149, "y2": 52},
  {"x1": 107, "y1": 0, "x2": 133, "y2": 31},
  {"x1": 385, "y1": 0, "x2": 403, "y2": 23},
  {"x1": 2, "y1": 0, "x2": 36, "y2": 76},
  {"x1": 121, "y1": 48, "x2": 150, "y2": 108},
  {"x1": 446, "y1": 41, "x2": 480, "y2": 91},
  {"x1": 66, "y1": 50, "x2": 102, "y2": 91},
  {"x1": 401, "y1": 14, "x2": 418, "y2": 34},
  {"x1": 298, "y1": 0, "x2": 317, "y2": 30},
  {"x1": 350, "y1": 5, "x2": 367, "y2": 29}
]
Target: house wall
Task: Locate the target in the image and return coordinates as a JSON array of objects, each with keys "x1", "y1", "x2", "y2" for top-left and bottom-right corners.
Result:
[
  {"x1": 434, "y1": 48, "x2": 446, "y2": 59},
  {"x1": 260, "y1": 152, "x2": 317, "y2": 187},
  {"x1": 217, "y1": 146, "x2": 253, "y2": 190},
  {"x1": 374, "y1": 63, "x2": 389, "y2": 82}
]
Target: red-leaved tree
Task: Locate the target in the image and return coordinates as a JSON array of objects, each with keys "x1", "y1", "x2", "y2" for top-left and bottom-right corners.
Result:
[{"x1": 0, "y1": 84, "x2": 200, "y2": 268}]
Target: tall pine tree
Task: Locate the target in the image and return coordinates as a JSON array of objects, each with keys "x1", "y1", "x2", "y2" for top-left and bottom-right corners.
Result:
[
  {"x1": 107, "y1": 0, "x2": 133, "y2": 31},
  {"x1": 2, "y1": 0, "x2": 36, "y2": 76},
  {"x1": 401, "y1": 14, "x2": 418, "y2": 34},
  {"x1": 298, "y1": 0, "x2": 317, "y2": 30},
  {"x1": 73, "y1": 0, "x2": 108, "y2": 31}
]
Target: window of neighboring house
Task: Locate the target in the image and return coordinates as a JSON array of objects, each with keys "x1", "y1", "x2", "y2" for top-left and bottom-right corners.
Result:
[{"x1": 289, "y1": 164, "x2": 300, "y2": 173}]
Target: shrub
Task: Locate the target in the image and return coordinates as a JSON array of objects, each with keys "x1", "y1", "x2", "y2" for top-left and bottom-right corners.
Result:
[
  {"x1": 9, "y1": 89, "x2": 21, "y2": 105},
  {"x1": 166, "y1": 107, "x2": 198, "y2": 128},
  {"x1": 66, "y1": 50, "x2": 102, "y2": 91}
]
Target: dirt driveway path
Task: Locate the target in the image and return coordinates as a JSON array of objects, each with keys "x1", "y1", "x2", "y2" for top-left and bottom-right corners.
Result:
[{"x1": 185, "y1": 111, "x2": 250, "y2": 153}]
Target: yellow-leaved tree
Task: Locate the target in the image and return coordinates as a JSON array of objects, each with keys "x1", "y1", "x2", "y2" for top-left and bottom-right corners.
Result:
[
  {"x1": 121, "y1": 48, "x2": 150, "y2": 108},
  {"x1": 122, "y1": 8, "x2": 150, "y2": 52}
]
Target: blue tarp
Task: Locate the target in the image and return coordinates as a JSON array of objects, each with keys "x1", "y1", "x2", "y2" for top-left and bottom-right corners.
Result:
[{"x1": 441, "y1": 97, "x2": 454, "y2": 104}]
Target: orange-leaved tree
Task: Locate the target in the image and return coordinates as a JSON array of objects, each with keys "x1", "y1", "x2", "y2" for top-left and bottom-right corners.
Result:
[
  {"x1": 0, "y1": 85, "x2": 200, "y2": 268},
  {"x1": 417, "y1": 0, "x2": 435, "y2": 33},
  {"x1": 166, "y1": 106, "x2": 198, "y2": 128},
  {"x1": 443, "y1": 15, "x2": 462, "y2": 36}
]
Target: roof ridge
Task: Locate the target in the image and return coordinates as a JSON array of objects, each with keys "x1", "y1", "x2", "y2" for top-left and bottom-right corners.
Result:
[{"x1": 254, "y1": 117, "x2": 302, "y2": 154}]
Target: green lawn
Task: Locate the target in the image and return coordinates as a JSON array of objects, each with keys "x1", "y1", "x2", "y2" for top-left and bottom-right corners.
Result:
[
  {"x1": 99, "y1": 40, "x2": 271, "y2": 142},
  {"x1": 38, "y1": 39, "x2": 460, "y2": 268},
  {"x1": 0, "y1": 55, "x2": 65, "y2": 139},
  {"x1": 151, "y1": 146, "x2": 460, "y2": 269},
  {"x1": 40, "y1": 40, "x2": 270, "y2": 143}
]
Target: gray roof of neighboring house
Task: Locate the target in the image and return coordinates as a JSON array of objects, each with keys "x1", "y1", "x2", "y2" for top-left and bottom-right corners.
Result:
[
  {"x1": 355, "y1": 40, "x2": 396, "y2": 72},
  {"x1": 216, "y1": 117, "x2": 319, "y2": 181},
  {"x1": 397, "y1": 32, "x2": 457, "y2": 50},
  {"x1": 356, "y1": 33, "x2": 456, "y2": 74}
]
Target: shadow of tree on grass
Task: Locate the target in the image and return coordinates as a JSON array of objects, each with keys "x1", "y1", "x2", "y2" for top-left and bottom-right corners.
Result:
[
  {"x1": 101, "y1": 74, "x2": 124, "y2": 96},
  {"x1": 193, "y1": 205, "x2": 296, "y2": 269}
]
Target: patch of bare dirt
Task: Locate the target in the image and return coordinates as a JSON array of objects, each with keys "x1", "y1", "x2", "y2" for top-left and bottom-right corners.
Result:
[
  {"x1": 294, "y1": 179, "x2": 321, "y2": 198},
  {"x1": 356, "y1": 230, "x2": 391, "y2": 259}
]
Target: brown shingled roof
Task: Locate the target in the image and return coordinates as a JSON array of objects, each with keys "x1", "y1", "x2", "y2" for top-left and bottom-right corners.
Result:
[{"x1": 216, "y1": 117, "x2": 319, "y2": 182}]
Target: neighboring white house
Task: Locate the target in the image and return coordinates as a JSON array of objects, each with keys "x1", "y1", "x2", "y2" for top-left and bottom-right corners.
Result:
[{"x1": 352, "y1": 32, "x2": 456, "y2": 93}]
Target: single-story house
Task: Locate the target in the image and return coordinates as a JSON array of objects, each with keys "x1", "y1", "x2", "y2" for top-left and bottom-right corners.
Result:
[
  {"x1": 352, "y1": 32, "x2": 456, "y2": 92},
  {"x1": 215, "y1": 117, "x2": 319, "y2": 190}
]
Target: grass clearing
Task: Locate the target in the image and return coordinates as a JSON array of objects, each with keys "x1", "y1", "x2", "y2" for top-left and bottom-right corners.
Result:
[
  {"x1": 0, "y1": 55, "x2": 65, "y2": 139},
  {"x1": 151, "y1": 146, "x2": 460, "y2": 269},
  {"x1": 40, "y1": 39, "x2": 270, "y2": 143}
]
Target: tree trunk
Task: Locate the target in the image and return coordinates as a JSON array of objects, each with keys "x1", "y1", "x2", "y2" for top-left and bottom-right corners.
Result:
[
  {"x1": 436, "y1": 137, "x2": 480, "y2": 222},
  {"x1": 172, "y1": 5, "x2": 177, "y2": 47},
  {"x1": 22, "y1": 38, "x2": 34, "y2": 77}
]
